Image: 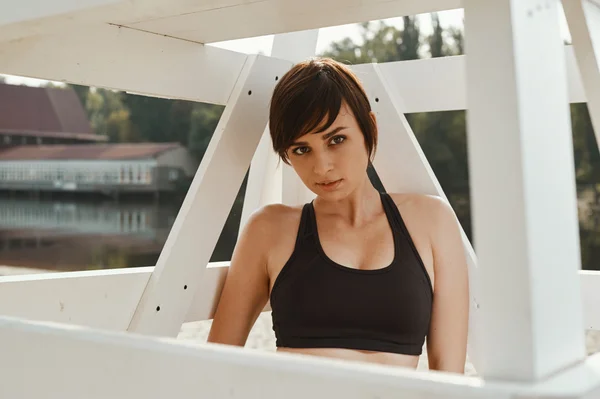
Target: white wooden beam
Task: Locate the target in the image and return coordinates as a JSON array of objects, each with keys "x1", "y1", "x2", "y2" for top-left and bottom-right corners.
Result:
[
  {"x1": 1, "y1": 267, "x2": 598, "y2": 333},
  {"x1": 0, "y1": 0, "x2": 120, "y2": 28},
  {"x1": 563, "y1": 0, "x2": 600, "y2": 155},
  {"x1": 353, "y1": 62, "x2": 484, "y2": 373},
  {"x1": 239, "y1": 30, "x2": 319, "y2": 231},
  {"x1": 581, "y1": 270, "x2": 600, "y2": 330},
  {"x1": 0, "y1": 23, "x2": 247, "y2": 106},
  {"x1": 0, "y1": 30, "x2": 586, "y2": 111},
  {"x1": 464, "y1": 0, "x2": 586, "y2": 381},
  {"x1": 127, "y1": 55, "x2": 293, "y2": 337},
  {"x1": 125, "y1": 0, "x2": 463, "y2": 45},
  {"x1": 0, "y1": 268, "x2": 150, "y2": 331},
  {"x1": 2, "y1": 314, "x2": 600, "y2": 399},
  {"x1": 0, "y1": 314, "x2": 514, "y2": 399},
  {"x1": 364, "y1": 47, "x2": 587, "y2": 113},
  {"x1": 0, "y1": 0, "x2": 461, "y2": 45}
]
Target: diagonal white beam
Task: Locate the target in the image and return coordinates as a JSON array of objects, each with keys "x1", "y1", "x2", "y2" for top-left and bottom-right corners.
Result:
[
  {"x1": 563, "y1": 0, "x2": 600, "y2": 154},
  {"x1": 239, "y1": 30, "x2": 320, "y2": 231},
  {"x1": 0, "y1": 24, "x2": 247, "y2": 106},
  {"x1": 464, "y1": 0, "x2": 585, "y2": 381},
  {"x1": 353, "y1": 62, "x2": 483, "y2": 372},
  {"x1": 127, "y1": 55, "x2": 293, "y2": 337}
]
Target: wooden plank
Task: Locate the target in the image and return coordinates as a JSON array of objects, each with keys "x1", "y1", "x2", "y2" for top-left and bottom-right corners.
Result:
[
  {"x1": 0, "y1": 23, "x2": 247, "y2": 106},
  {"x1": 0, "y1": 268, "x2": 150, "y2": 331},
  {"x1": 0, "y1": 29, "x2": 586, "y2": 111},
  {"x1": 0, "y1": 0, "x2": 462, "y2": 45},
  {"x1": 464, "y1": 0, "x2": 586, "y2": 381},
  {"x1": 0, "y1": 314, "x2": 519, "y2": 399},
  {"x1": 372, "y1": 47, "x2": 586, "y2": 113},
  {"x1": 0, "y1": 0, "x2": 120, "y2": 30},
  {"x1": 1, "y1": 268, "x2": 598, "y2": 333},
  {"x1": 120, "y1": 0, "x2": 463, "y2": 44},
  {"x1": 127, "y1": 55, "x2": 293, "y2": 337}
]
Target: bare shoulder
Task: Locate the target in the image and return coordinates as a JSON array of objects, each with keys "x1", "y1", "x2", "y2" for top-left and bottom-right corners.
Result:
[
  {"x1": 240, "y1": 202, "x2": 304, "y2": 254},
  {"x1": 387, "y1": 192, "x2": 455, "y2": 223},
  {"x1": 244, "y1": 203, "x2": 303, "y2": 235}
]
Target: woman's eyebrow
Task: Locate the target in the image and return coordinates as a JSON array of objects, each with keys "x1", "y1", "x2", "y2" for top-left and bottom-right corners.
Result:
[{"x1": 291, "y1": 126, "x2": 348, "y2": 146}]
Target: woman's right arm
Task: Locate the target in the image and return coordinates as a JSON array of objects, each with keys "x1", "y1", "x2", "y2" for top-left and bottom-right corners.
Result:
[{"x1": 207, "y1": 207, "x2": 275, "y2": 347}]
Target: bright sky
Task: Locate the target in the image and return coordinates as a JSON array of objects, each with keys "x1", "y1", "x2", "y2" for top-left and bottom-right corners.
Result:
[{"x1": 2, "y1": 7, "x2": 571, "y2": 87}]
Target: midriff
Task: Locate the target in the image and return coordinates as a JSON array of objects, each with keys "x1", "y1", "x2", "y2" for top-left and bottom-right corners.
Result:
[{"x1": 276, "y1": 347, "x2": 420, "y2": 368}]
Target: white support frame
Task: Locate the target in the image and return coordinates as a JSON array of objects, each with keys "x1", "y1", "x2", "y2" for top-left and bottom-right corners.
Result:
[
  {"x1": 0, "y1": 23, "x2": 248, "y2": 106},
  {"x1": 2, "y1": 314, "x2": 600, "y2": 399},
  {"x1": 127, "y1": 55, "x2": 293, "y2": 337},
  {"x1": 0, "y1": 31, "x2": 588, "y2": 112},
  {"x1": 374, "y1": 47, "x2": 587, "y2": 112},
  {"x1": 464, "y1": 0, "x2": 586, "y2": 381},
  {"x1": 2, "y1": 266, "x2": 598, "y2": 331},
  {"x1": 1, "y1": 0, "x2": 119, "y2": 27},
  {"x1": 4, "y1": 1, "x2": 600, "y2": 394}
]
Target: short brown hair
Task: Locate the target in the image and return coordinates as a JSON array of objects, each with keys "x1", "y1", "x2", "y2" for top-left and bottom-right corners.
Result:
[{"x1": 269, "y1": 57, "x2": 377, "y2": 165}]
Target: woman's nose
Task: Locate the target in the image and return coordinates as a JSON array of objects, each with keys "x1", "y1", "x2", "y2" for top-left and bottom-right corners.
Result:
[{"x1": 313, "y1": 152, "x2": 334, "y2": 176}]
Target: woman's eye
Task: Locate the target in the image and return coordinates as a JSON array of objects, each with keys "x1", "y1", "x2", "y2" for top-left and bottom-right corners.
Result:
[
  {"x1": 292, "y1": 147, "x2": 309, "y2": 155},
  {"x1": 330, "y1": 135, "x2": 346, "y2": 145}
]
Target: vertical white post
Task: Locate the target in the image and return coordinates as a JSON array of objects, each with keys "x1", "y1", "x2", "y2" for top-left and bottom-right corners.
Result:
[
  {"x1": 563, "y1": 0, "x2": 600, "y2": 151},
  {"x1": 127, "y1": 55, "x2": 292, "y2": 337},
  {"x1": 464, "y1": 0, "x2": 585, "y2": 381},
  {"x1": 239, "y1": 30, "x2": 320, "y2": 228}
]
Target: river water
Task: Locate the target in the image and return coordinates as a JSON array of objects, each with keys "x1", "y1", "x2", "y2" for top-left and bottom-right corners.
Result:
[{"x1": 0, "y1": 194, "x2": 243, "y2": 271}]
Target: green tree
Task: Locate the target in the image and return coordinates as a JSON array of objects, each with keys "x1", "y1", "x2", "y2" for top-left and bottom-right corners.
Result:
[
  {"x1": 188, "y1": 103, "x2": 224, "y2": 161},
  {"x1": 397, "y1": 16, "x2": 421, "y2": 60},
  {"x1": 428, "y1": 13, "x2": 445, "y2": 58}
]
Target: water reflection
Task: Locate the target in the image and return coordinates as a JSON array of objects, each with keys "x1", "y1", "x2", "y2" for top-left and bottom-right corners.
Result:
[{"x1": 0, "y1": 195, "x2": 242, "y2": 271}]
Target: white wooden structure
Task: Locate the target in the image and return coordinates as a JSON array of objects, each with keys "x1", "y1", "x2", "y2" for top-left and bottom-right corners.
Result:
[{"x1": 1, "y1": 0, "x2": 600, "y2": 398}]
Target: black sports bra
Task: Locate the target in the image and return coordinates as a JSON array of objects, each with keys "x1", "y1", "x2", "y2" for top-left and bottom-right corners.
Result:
[{"x1": 269, "y1": 192, "x2": 433, "y2": 356}]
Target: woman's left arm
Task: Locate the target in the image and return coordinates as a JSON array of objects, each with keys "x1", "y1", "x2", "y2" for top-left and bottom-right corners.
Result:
[{"x1": 425, "y1": 197, "x2": 469, "y2": 373}]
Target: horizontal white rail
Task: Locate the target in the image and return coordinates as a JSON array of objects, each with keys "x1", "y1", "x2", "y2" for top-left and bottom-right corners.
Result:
[
  {"x1": 0, "y1": 23, "x2": 248, "y2": 106},
  {"x1": 1, "y1": 314, "x2": 599, "y2": 399},
  {"x1": 350, "y1": 46, "x2": 586, "y2": 114},
  {"x1": 0, "y1": 264, "x2": 227, "y2": 330},
  {"x1": 0, "y1": 314, "x2": 509, "y2": 399},
  {"x1": 0, "y1": 266, "x2": 597, "y2": 331},
  {"x1": 0, "y1": 36, "x2": 585, "y2": 112}
]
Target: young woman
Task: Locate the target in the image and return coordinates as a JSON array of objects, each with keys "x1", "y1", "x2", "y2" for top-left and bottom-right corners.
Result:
[{"x1": 207, "y1": 57, "x2": 469, "y2": 373}]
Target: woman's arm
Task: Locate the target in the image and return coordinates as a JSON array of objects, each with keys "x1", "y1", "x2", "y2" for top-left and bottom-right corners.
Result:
[
  {"x1": 425, "y1": 197, "x2": 469, "y2": 373},
  {"x1": 207, "y1": 207, "x2": 275, "y2": 346}
]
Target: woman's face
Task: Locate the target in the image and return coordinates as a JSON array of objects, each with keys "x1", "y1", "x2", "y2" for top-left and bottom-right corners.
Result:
[{"x1": 286, "y1": 102, "x2": 374, "y2": 200}]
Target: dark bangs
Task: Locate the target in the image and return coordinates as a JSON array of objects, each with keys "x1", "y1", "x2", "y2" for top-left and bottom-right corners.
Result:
[{"x1": 269, "y1": 58, "x2": 377, "y2": 165}]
